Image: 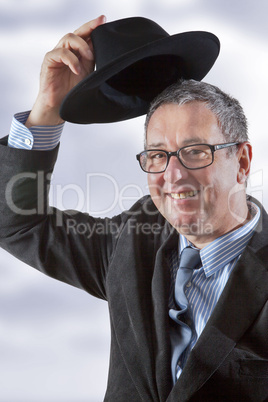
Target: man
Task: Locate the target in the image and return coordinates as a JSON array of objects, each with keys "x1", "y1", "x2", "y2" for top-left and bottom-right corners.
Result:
[{"x1": 0, "y1": 16, "x2": 267, "y2": 401}]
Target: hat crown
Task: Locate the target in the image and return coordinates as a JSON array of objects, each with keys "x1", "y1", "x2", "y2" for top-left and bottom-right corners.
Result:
[{"x1": 91, "y1": 17, "x2": 169, "y2": 70}]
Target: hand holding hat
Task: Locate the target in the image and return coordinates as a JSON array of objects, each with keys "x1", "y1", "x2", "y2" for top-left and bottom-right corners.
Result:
[
  {"x1": 60, "y1": 17, "x2": 220, "y2": 125},
  {"x1": 25, "y1": 15, "x2": 106, "y2": 128}
]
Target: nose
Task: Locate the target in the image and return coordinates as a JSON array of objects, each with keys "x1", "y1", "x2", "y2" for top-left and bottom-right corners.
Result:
[{"x1": 163, "y1": 155, "x2": 189, "y2": 183}]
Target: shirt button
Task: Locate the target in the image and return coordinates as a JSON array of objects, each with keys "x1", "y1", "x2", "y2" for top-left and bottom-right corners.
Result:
[
  {"x1": 24, "y1": 138, "x2": 31, "y2": 146},
  {"x1": 186, "y1": 282, "x2": 192, "y2": 288}
]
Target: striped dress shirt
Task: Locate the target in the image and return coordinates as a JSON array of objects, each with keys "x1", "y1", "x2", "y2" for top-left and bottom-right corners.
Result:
[
  {"x1": 169, "y1": 202, "x2": 260, "y2": 380},
  {"x1": 8, "y1": 111, "x2": 64, "y2": 150},
  {"x1": 8, "y1": 113, "x2": 260, "y2": 381}
]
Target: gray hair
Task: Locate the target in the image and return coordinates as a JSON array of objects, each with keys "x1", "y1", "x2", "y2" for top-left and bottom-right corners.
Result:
[{"x1": 144, "y1": 79, "x2": 248, "y2": 147}]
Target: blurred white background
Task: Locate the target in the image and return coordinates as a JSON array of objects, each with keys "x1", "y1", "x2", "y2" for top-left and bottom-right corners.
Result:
[{"x1": 0, "y1": 0, "x2": 267, "y2": 401}]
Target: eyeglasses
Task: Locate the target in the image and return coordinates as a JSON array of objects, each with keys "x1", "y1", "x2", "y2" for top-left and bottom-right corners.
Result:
[{"x1": 136, "y1": 142, "x2": 241, "y2": 173}]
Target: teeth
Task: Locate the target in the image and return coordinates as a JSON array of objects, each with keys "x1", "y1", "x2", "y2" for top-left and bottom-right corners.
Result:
[{"x1": 170, "y1": 191, "x2": 197, "y2": 199}]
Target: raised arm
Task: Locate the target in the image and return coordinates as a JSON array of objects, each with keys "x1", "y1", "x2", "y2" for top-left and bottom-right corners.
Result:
[{"x1": 0, "y1": 16, "x2": 125, "y2": 300}]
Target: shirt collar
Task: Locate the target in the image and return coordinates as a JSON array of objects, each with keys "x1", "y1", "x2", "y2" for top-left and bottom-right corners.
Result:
[{"x1": 179, "y1": 201, "x2": 260, "y2": 277}]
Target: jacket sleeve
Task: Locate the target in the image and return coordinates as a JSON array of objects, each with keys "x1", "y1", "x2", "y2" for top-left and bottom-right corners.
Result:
[{"x1": 0, "y1": 137, "x2": 123, "y2": 300}]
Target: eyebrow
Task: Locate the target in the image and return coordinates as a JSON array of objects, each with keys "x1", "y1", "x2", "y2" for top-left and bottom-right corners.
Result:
[
  {"x1": 146, "y1": 142, "x2": 165, "y2": 149},
  {"x1": 146, "y1": 137, "x2": 208, "y2": 149}
]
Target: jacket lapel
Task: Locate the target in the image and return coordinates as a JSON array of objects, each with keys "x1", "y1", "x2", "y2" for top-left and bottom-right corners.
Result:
[
  {"x1": 168, "y1": 218, "x2": 268, "y2": 400},
  {"x1": 151, "y1": 226, "x2": 179, "y2": 401},
  {"x1": 107, "y1": 220, "x2": 176, "y2": 401}
]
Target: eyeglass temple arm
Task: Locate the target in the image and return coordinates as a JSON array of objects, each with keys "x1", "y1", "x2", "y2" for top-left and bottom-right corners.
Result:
[{"x1": 214, "y1": 142, "x2": 240, "y2": 151}]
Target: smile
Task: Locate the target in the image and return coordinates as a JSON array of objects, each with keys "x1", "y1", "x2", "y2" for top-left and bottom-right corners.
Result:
[{"x1": 170, "y1": 190, "x2": 198, "y2": 200}]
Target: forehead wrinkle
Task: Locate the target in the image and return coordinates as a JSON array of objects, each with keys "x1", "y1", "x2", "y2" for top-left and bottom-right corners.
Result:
[{"x1": 147, "y1": 135, "x2": 210, "y2": 150}]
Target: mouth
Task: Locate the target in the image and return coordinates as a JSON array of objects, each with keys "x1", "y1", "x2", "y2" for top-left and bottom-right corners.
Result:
[{"x1": 170, "y1": 190, "x2": 198, "y2": 200}]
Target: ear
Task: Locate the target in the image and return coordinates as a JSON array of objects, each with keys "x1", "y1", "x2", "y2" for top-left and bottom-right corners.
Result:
[{"x1": 237, "y1": 142, "x2": 252, "y2": 184}]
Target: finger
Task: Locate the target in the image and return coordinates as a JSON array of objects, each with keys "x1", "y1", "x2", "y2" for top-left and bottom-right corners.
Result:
[
  {"x1": 46, "y1": 48, "x2": 83, "y2": 75},
  {"x1": 55, "y1": 33, "x2": 93, "y2": 61},
  {"x1": 73, "y1": 15, "x2": 106, "y2": 39}
]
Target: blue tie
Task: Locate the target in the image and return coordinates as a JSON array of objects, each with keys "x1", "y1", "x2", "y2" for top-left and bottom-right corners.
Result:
[{"x1": 169, "y1": 247, "x2": 201, "y2": 383}]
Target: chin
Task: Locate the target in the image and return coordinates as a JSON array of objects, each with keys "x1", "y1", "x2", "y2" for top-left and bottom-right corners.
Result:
[{"x1": 168, "y1": 214, "x2": 214, "y2": 237}]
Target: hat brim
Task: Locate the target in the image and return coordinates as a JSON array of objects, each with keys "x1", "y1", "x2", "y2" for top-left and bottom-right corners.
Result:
[{"x1": 60, "y1": 31, "x2": 220, "y2": 124}]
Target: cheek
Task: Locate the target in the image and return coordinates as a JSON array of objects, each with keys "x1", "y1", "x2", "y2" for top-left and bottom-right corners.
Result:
[
  {"x1": 147, "y1": 175, "x2": 164, "y2": 203},
  {"x1": 193, "y1": 171, "x2": 212, "y2": 197},
  {"x1": 201, "y1": 171, "x2": 232, "y2": 207},
  {"x1": 195, "y1": 171, "x2": 221, "y2": 206}
]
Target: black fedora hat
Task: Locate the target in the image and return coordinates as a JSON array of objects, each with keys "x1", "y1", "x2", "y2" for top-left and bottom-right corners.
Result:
[{"x1": 60, "y1": 17, "x2": 220, "y2": 124}]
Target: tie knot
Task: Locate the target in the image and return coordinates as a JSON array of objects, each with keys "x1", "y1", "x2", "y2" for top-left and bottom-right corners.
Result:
[{"x1": 179, "y1": 247, "x2": 201, "y2": 270}]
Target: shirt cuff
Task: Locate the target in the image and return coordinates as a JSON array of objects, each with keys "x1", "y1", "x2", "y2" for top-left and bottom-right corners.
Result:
[{"x1": 8, "y1": 111, "x2": 64, "y2": 150}]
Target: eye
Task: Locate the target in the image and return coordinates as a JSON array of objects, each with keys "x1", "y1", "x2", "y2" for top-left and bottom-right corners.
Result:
[
  {"x1": 190, "y1": 149, "x2": 206, "y2": 156},
  {"x1": 185, "y1": 148, "x2": 203, "y2": 155},
  {"x1": 146, "y1": 151, "x2": 166, "y2": 160},
  {"x1": 150, "y1": 152, "x2": 165, "y2": 159},
  {"x1": 182, "y1": 146, "x2": 210, "y2": 159}
]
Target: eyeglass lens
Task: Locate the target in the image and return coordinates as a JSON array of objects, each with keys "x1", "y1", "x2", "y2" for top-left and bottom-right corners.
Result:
[{"x1": 140, "y1": 144, "x2": 213, "y2": 172}]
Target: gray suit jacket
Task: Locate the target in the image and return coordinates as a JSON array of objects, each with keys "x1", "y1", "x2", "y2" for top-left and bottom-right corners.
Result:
[{"x1": 0, "y1": 138, "x2": 267, "y2": 401}]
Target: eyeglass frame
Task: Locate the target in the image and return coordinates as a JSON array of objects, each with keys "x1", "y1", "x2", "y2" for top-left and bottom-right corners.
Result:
[{"x1": 136, "y1": 142, "x2": 241, "y2": 173}]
